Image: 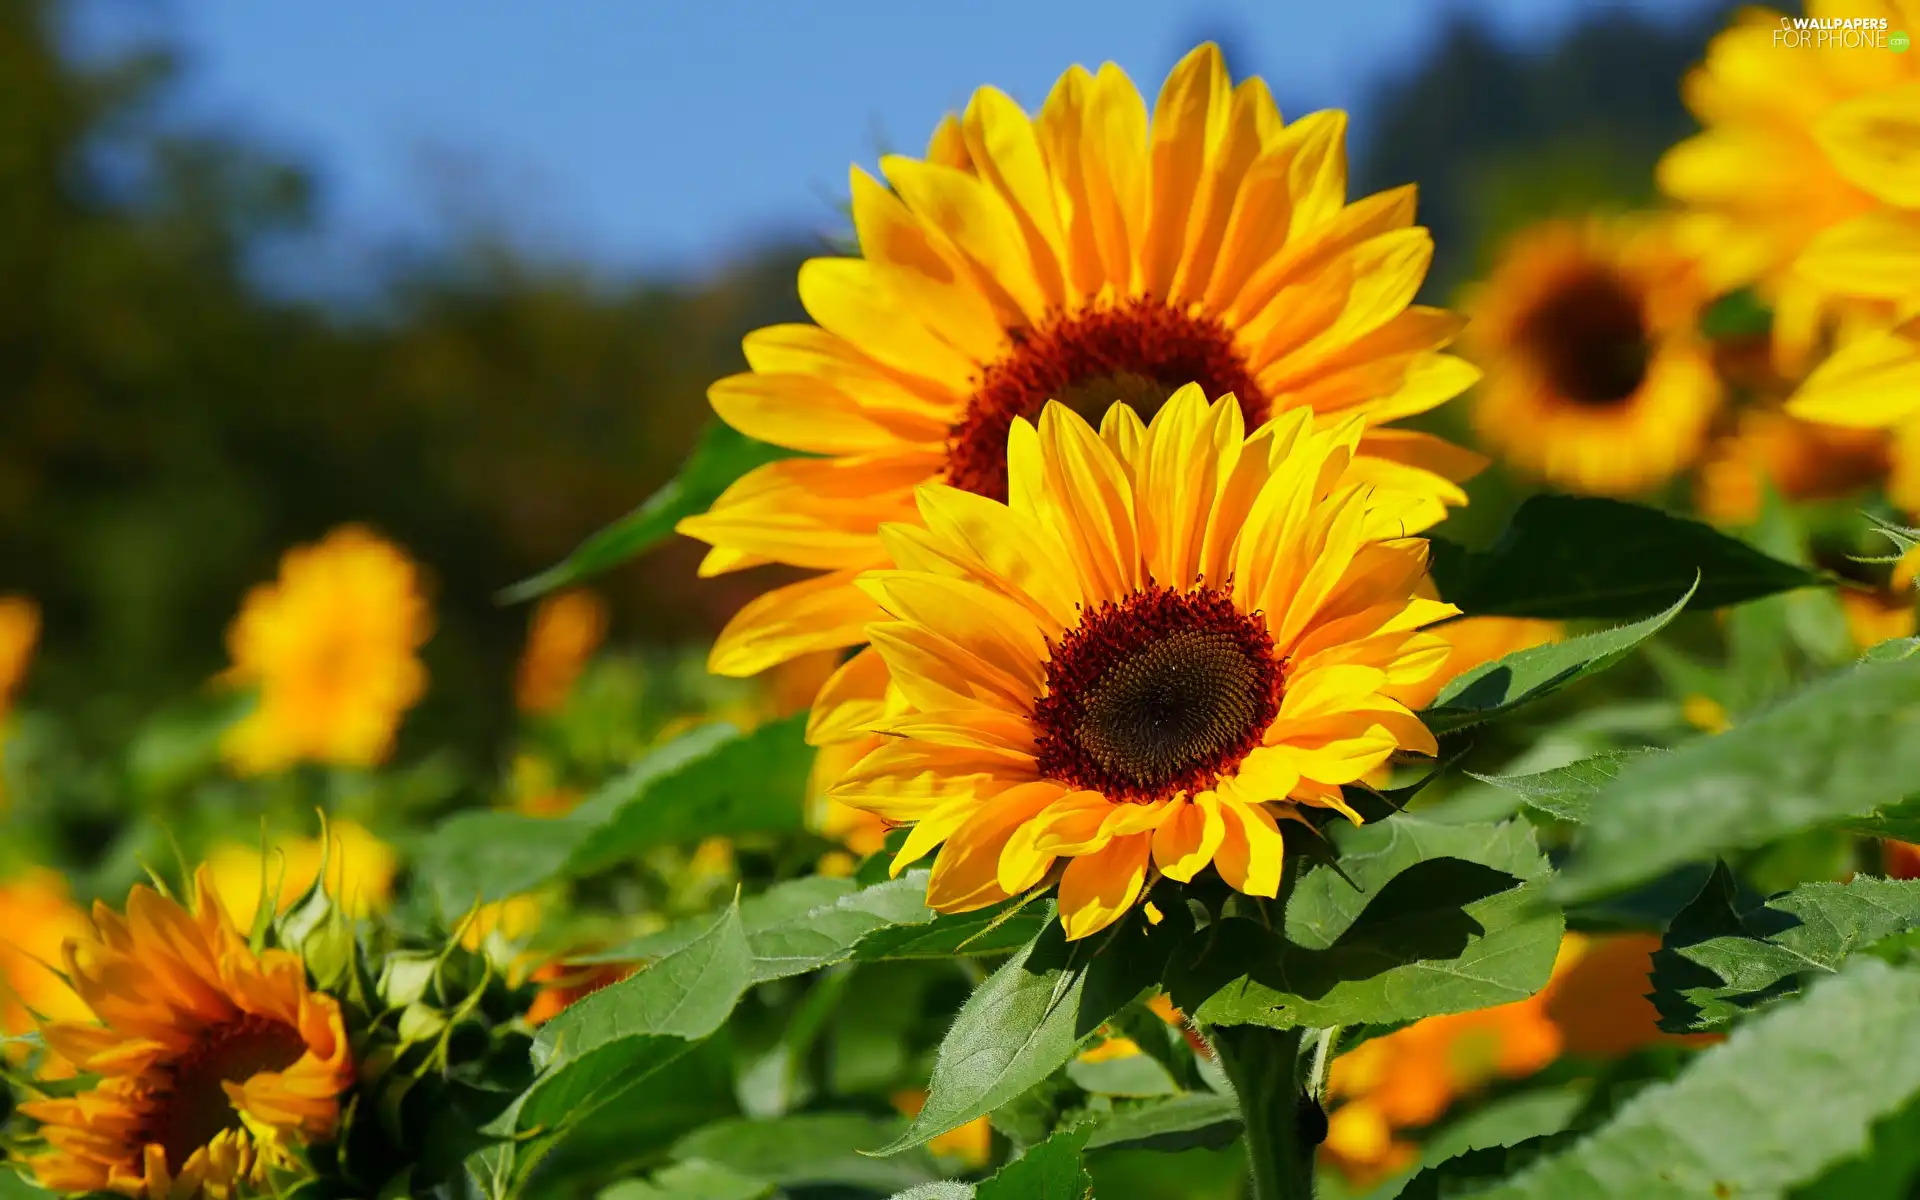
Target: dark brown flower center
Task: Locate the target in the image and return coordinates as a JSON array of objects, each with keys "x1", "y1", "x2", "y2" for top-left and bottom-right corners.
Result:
[
  {"x1": 1033, "y1": 585, "x2": 1281, "y2": 804},
  {"x1": 945, "y1": 299, "x2": 1268, "y2": 502},
  {"x1": 142, "y1": 1013, "x2": 308, "y2": 1172},
  {"x1": 1516, "y1": 269, "x2": 1650, "y2": 408}
]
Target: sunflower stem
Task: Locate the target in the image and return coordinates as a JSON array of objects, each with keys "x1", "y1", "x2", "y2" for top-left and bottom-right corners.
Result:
[{"x1": 1212, "y1": 1023, "x2": 1322, "y2": 1200}]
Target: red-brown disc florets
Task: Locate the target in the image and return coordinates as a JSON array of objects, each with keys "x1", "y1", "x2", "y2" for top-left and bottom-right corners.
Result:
[
  {"x1": 946, "y1": 298, "x2": 1268, "y2": 501},
  {"x1": 1033, "y1": 584, "x2": 1281, "y2": 804},
  {"x1": 141, "y1": 1013, "x2": 309, "y2": 1172}
]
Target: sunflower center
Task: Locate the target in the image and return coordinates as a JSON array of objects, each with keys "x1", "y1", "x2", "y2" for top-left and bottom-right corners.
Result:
[
  {"x1": 143, "y1": 1013, "x2": 308, "y2": 1172},
  {"x1": 1517, "y1": 269, "x2": 1650, "y2": 407},
  {"x1": 946, "y1": 298, "x2": 1268, "y2": 502},
  {"x1": 1033, "y1": 585, "x2": 1280, "y2": 804}
]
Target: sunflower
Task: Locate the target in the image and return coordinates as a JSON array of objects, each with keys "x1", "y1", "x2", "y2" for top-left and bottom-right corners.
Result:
[
  {"x1": 1658, "y1": 1, "x2": 1920, "y2": 419},
  {"x1": 18, "y1": 866, "x2": 352, "y2": 1199},
  {"x1": 1466, "y1": 217, "x2": 1722, "y2": 497},
  {"x1": 821, "y1": 387, "x2": 1453, "y2": 940},
  {"x1": 515, "y1": 588, "x2": 609, "y2": 715},
  {"x1": 221, "y1": 525, "x2": 432, "y2": 776},
  {"x1": 678, "y1": 43, "x2": 1483, "y2": 738}
]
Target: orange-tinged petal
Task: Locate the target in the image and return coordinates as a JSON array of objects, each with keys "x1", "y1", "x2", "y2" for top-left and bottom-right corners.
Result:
[{"x1": 1057, "y1": 835, "x2": 1152, "y2": 940}]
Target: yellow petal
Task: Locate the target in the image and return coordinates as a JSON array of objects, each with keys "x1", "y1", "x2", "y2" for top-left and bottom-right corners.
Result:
[
  {"x1": 1813, "y1": 82, "x2": 1920, "y2": 209},
  {"x1": 1141, "y1": 43, "x2": 1231, "y2": 298},
  {"x1": 927, "y1": 782, "x2": 1064, "y2": 912},
  {"x1": 1213, "y1": 799, "x2": 1285, "y2": 898},
  {"x1": 883, "y1": 155, "x2": 1047, "y2": 323},
  {"x1": 797, "y1": 257, "x2": 978, "y2": 392},
  {"x1": 1057, "y1": 834, "x2": 1152, "y2": 940},
  {"x1": 961, "y1": 86, "x2": 1069, "y2": 308},
  {"x1": 1788, "y1": 328, "x2": 1920, "y2": 428},
  {"x1": 1150, "y1": 794, "x2": 1226, "y2": 882},
  {"x1": 806, "y1": 647, "x2": 895, "y2": 745},
  {"x1": 708, "y1": 570, "x2": 882, "y2": 678},
  {"x1": 1793, "y1": 212, "x2": 1920, "y2": 303},
  {"x1": 856, "y1": 571, "x2": 1050, "y2": 697},
  {"x1": 708, "y1": 370, "x2": 943, "y2": 455},
  {"x1": 848, "y1": 166, "x2": 1011, "y2": 363}
]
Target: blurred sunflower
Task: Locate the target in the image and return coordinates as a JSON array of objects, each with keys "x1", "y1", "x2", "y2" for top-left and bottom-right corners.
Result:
[
  {"x1": 824, "y1": 388, "x2": 1452, "y2": 940},
  {"x1": 0, "y1": 870, "x2": 91, "y2": 1058},
  {"x1": 1664, "y1": 0, "x2": 1920, "y2": 340},
  {"x1": 221, "y1": 526, "x2": 432, "y2": 776},
  {"x1": 1466, "y1": 217, "x2": 1721, "y2": 496},
  {"x1": 515, "y1": 588, "x2": 609, "y2": 715},
  {"x1": 679, "y1": 42, "x2": 1483, "y2": 743},
  {"x1": 17, "y1": 867, "x2": 352, "y2": 1199},
  {"x1": 1658, "y1": 2, "x2": 1920, "y2": 422},
  {"x1": 1695, "y1": 406, "x2": 1890, "y2": 525},
  {"x1": 202, "y1": 819, "x2": 398, "y2": 928},
  {"x1": 524, "y1": 955, "x2": 635, "y2": 1026}
]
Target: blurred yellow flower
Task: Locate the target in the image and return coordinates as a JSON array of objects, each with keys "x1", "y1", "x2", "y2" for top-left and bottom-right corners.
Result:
[
  {"x1": 516, "y1": 588, "x2": 610, "y2": 714},
  {"x1": 1695, "y1": 406, "x2": 1890, "y2": 526},
  {"x1": 1466, "y1": 217, "x2": 1721, "y2": 496},
  {"x1": 524, "y1": 953, "x2": 635, "y2": 1026},
  {"x1": 203, "y1": 819, "x2": 398, "y2": 929},
  {"x1": 459, "y1": 894, "x2": 544, "y2": 953},
  {"x1": 892, "y1": 1089, "x2": 992, "y2": 1168},
  {"x1": 0, "y1": 869, "x2": 91, "y2": 1059},
  {"x1": 221, "y1": 525, "x2": 432, "y2": 775},
  {"x1": 1682, "y1": 694, "x2": 1733, "y2": 734}
]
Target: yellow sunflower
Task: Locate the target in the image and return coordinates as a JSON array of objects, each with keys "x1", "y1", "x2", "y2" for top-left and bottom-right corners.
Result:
[
  {"x1": 19, "y1": 866, "x2": 353, "y2": 1199},
  {"x1": 0, "y1": 870, "x2": 92, "y2": 1058},
  {"x1": 1658, "y1": 1, "x2": 1920, "y2": 422},
  {"x1": 678, "y1": 43, "x2": 1482, "y2": 741},
  {"x1": 822, "y1": 386, "x2": 1453, "y2": 940},
  {"x1": 1659, "y1": 2, "x2": 1920, "y2": 352},
  {"x1": 1466, "y1": 217, "x2": 1722, "y2": 496},
  {"x1": 221, "y1": 525, "x2": 432, "y2": 775}
]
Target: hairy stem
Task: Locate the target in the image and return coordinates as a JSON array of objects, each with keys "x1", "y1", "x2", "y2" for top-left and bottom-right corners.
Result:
[{"x1": 1211, "y1": 1023, "x2": 1324, "y2": 1200}]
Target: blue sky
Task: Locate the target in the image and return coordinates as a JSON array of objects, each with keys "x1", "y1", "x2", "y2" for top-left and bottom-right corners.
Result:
[{"x1": 84, "y1": 0, "x2": 1714, "y2": 280}]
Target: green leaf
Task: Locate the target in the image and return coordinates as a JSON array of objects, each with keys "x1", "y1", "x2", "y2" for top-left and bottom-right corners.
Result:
[
  {"x1": 1553, "y1": 656, "x2": 1920, "y2": 902},
  {"x1": 0, "y1": 1169, "x2": 53, "y2": 1199},
  {"x1": 1428, "y1": 496, "x2": 1818, "y2": 618},
  {"x1": 877, "y1": 911, "x2": 1188, "y2": 1155},
  {"x1": 499, "y1": 421, "x2": 792, "y2": 603},
  {"x1": 1082, "y1": 1094, "x2": 1241, "y2": 1154},
  {"x1": 1066, "y1": 1052, "x2": 1179, "y2": 1097},
  {"x1": 597, "y1": 1161, "x2": 774, "y2": 1200},
  {"x1": 1411, "y1": 1084, "x2": 1590, "y2": 1179},
  {"x1": 1454, "y1": 959, "x2": 1920, "y2": 1200},
  {"x1": 1283, "y1": 814, "x2": 1550, "y2": 950},
  {"x1": 1468, "y1": 750, "x2": 1659, "y2": 824},
  {"x1": 1699, "y1": 287, "x2": 1773, "y2": 339},
  {"x1": 1169, "y1": 882, "x2": 1564, "y2": 1031},
  {"x1": 418, "y1": 718, "x2": 812, "y2": 908},
  {"x1": 671, "y1": 1115, "x2": 939, "y2": 1192},
  {"x1": 976, "y1": 1126, "x2": 1094, "y2": 1200},
  {"x1": 1863, "y1": 636, "x2": 1920, "y2": 663},
  {"x1": 501, "y1": 902, "x2": 757, "y2": 1189},
  {"x1": 887, "y1": 1186, "x2": 977, "y2": 1200},
  {"x1": 1793, "y1": 1092, "x2": 1920, "y2": 1199},
  {"x1": 1422, "y1": 583, "x2": 1695, "y2": 734},
  {"x1": 1650, "y1": 864, "x2": 1920, "y2": 1031},
  {"x1": 584, "y1": 873, "x2": 1045, "y2": 979}
]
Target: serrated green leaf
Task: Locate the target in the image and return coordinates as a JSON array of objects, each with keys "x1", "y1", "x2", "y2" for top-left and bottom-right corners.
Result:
[
  {"x1": 1429, "y1": 496, "x2": 1816, "y2": 618},
  {"x1": 1554, "y1": 656, "x2": 1920, "y2": 902},
  {"x1": 976, "y1": 1126, "x2": 1093, "y2": 1200},
  {"x1": 418, "y1": 718, "x2": 811, "y2": 909},
  {"x1": 1082, "y1": 1094, "x2": 1241, "y2": 1154},
  {"x1": 1863, "y1": 636, "x2": 1920, "y2": 662},
  {"x1": 1283, "y1": 815, "x2": 1549, "y2": 950},
  {"x1": 1455, "y1": 959, "x2": 1920, "y2": 1200},
  {"x1": 1170, "y1": 881, "x2": 1563, "y2": 1031},
  {"x1": 1469, "y1": 750, "x2": 1659, "y2": 824},
  {"x1": 1650, "y1": 864, "x2": 1920, "y2": 1031},
  {"x1": 878, "y1": 912, "x2": 1187, "y2": 1155},
  {"x1": 887, "y1": 1185, "x2": 976, "y2": 1200},
  {"x1": 500, "y1": 903, "x2": 757, "y2": 1189},
  {"x1": 671, "y1": 1115, "x2": 938, "y2": 1192},
  {"x1": 500, "y1": 421, "x2": 793, "y2": 603},
  {"x1": 1422, "y1": 584, "x2": 1695, "y2": 734}
]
